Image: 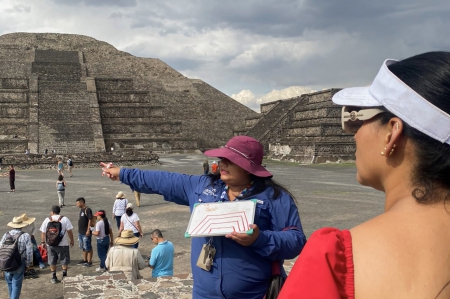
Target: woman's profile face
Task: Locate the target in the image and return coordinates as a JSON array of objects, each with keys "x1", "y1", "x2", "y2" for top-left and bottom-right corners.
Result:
[
  {"x1": 219, "y1": 158, "x2": 251, "y2": 186},
  {"x1": 354, "y1": 118, "x2": 385, "y2": 189}
]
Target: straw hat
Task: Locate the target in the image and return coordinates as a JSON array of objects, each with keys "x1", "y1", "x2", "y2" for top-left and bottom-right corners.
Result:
[
  {"x1": 115, "y1": 230, "x2": 139, "y2": 245},
  {"x1": 19, "y1": 213, "x2": 36, "y2": 225},
  {"x1": 7, "y1": 216, "x2": 30, "y2": 229},
  {"x1": 116, "y1": 191, "x2": 125, "y2": 199}
]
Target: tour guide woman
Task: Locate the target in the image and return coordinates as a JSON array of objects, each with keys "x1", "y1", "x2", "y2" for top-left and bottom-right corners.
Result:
[
  {"x1": 101, "y1": 136, "x2": 306, "y2": 299},
  {"x1": 279, "y1": 52, "x2": 450, "y2": 299}
]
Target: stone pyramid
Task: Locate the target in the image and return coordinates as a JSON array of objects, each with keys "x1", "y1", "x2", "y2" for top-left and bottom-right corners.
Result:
[{"x1": 0, "y1": 32, "x2": 257, "y2": 154}]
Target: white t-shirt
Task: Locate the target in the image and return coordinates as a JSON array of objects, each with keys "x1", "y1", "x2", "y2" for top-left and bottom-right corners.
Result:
[
  {"x1": 120, "y1": 213, "x2": 140, "y2": 233},
  {"x1": 95, "y1": 220, "x2": 112, "y2": 239},
  {"x1": 39, "y1": 215, "x2": 74, "y2": 246}
]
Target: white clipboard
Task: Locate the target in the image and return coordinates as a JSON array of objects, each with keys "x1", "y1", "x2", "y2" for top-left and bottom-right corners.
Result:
[{"x1": 184, "y1": 200, "x2": 257, "y2": 238}]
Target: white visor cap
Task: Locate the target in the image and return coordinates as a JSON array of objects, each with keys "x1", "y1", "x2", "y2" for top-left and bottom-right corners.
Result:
[{"x1": 332, "y1": 59, "x2": 450, "y2": 145}]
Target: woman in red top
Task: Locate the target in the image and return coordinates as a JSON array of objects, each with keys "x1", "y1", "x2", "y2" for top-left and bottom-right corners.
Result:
[{"x1": 279, "y1": 52, "x2": 450, "y2": 299}]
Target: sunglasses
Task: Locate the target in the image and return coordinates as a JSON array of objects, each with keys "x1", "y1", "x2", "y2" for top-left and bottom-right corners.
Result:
[{"x1": 341, "y1": 106, "x2": 385, "y2": 134}]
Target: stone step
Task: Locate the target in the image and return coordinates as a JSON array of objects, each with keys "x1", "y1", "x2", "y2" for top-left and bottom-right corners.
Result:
[
  {"x1": 34, "y1": 49, "x2": 79, "y2": 63},
  {"x1": 32, "y1": 62, "x2": 82, "y2": 82},
  {"x1": 38, "y1": 81, "x2": 86, "y2": 92},
  {"x1": 95, "y1": 78, "x2": 133, "y2": 90}
]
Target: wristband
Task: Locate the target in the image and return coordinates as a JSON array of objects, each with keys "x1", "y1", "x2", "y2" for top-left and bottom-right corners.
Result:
[{"x1": 41, "y1": 241, "x2": 45, "y2": 244}]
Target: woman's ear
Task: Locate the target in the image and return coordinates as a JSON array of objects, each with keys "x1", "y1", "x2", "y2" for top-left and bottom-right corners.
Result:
[{"x1": 383, "y1": 118, "x2": 403, "y2": 155}]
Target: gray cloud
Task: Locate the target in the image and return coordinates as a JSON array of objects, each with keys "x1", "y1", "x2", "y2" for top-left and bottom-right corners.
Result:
[
  {"x1": 108, "y1": 12, "x2": 124, "y2": 19},
  {"x1": 4, "y1": 4, "x2": 31, "y2": 13},
  {"x1": 52, "y1": 0, "x2": 137, "y2": 7},
  {"x1": 1, "y1": 0, "x2": 450, "y2": 104}
]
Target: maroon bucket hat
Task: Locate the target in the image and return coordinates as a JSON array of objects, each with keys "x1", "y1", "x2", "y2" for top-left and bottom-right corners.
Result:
[{"x1": 204, "y1": 136, "x2": 272, "y2": 178}]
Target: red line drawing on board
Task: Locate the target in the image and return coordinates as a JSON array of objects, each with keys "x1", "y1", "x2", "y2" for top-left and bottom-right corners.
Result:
[
  {"x1": 186, "y1": 201, "x2": 256, "y2": 237},
  {"x1": 190, "y1": 212, "x2": 250, "y2": 235}
]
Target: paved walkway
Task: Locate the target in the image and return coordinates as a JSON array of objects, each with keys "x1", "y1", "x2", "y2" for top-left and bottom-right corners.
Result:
[
  {"x1": 63, "y1": 261, "x2": 298, "y2": 299},
  {"x1": 0, "y1": 154, "x2": 384, "y2": 298}
]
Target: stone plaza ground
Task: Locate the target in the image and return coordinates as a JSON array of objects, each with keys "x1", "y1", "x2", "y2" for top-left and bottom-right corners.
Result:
[{"x1": 0, "y1": 154, "x2": 385, "y2": 298}]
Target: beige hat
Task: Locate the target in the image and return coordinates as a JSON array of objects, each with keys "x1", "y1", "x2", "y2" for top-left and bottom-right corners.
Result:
[
  {"x1": 7, "y1": 216, "x2": 30, "y2": 229},
  {"x1": 115, "y1": 230, "x2": 139, "y2": 245},
  {"x1": 126, "y1": 203, "x2": 133, "y2": 209},
  {"x1": 116, "y1": 191, "x2": 125, "y2": 199},
  {"x1": 19, "y1": 214, "x2": 36, "y2": 225}
]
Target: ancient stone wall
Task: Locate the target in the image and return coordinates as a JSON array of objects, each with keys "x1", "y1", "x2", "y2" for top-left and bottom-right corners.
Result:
[
  {"x1": 0, "y1": 151, "x2": 161, "y2": 170},
  {"x1": 261, "y1": 101, "x2": 279, "y2": 114},
  {"x1": 242, "y1": 89, "x2": 356, "y2": 163},
  {"x1": 246, "y1": 98, "x2": 301, "y2": 149},
  {"x1": 245, "y1": 116, "x2": 261, "y2": 128}
]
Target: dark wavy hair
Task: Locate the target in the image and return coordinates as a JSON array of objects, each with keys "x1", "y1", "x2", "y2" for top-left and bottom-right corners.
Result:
[
  {"x1": 378, "y1": 52, "x2": 450, "y2": 203},
  {"x1": 208, "y1": 173, "x2": 296, "y2": 202}
]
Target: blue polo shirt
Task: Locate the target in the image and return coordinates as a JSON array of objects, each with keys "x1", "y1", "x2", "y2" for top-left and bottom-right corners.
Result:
[
  {"x1": 149, "y1": 240, "x2": 174, "y2": 277},
  {"x1": 120, "y1": 169, "x2": 306, "y2": 299}
]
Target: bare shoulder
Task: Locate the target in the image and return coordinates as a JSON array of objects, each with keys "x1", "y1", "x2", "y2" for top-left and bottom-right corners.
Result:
[{"x1": 350, "y1": 205, "x2": 450, "y2": 299}]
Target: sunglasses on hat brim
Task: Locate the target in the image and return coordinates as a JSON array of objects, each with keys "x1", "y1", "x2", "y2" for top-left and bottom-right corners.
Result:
[{"x1": 341, "y1": 106, "x2": 385, "y2": 134}]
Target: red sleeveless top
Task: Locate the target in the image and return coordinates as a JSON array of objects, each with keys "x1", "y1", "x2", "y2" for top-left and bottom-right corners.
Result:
[{"x1": 278, "y1": 228, "x2": 355, "y2": 299}]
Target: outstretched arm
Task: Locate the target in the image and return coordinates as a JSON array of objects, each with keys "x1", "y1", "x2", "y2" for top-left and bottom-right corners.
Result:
[
  {"x1": 100, "y1": 162, "x2": 120, "y2": 180},
  {"x1": 100, "y1": 162, "x2": 206, "y2": 207}
]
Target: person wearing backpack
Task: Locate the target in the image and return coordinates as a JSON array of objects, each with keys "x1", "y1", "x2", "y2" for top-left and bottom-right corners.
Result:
[
  {"x1": 0, "y1": 215, "x2": 33, "y2": 299},
  {"x1": 75, "y1": 197, "x2": 94, "y2": 267},
  {"x1": 67, "y1": 157, "x2": 74, "y2": 177},
  {"x1": 56, "y1": 175, "x2": 67, "y2": 208},
  {"x1": 39, "y1": 205, "x2": 74, "y2": 284}
]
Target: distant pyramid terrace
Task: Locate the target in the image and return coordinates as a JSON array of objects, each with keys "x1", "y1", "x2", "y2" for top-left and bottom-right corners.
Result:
[{"x1": 0, "y1": 32, "x2": 257, "y2": 154}]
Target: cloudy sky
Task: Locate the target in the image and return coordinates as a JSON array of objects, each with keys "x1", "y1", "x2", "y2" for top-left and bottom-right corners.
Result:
[{"x1": 1, "y1": 0, "x2": 449, "y2": 111}]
